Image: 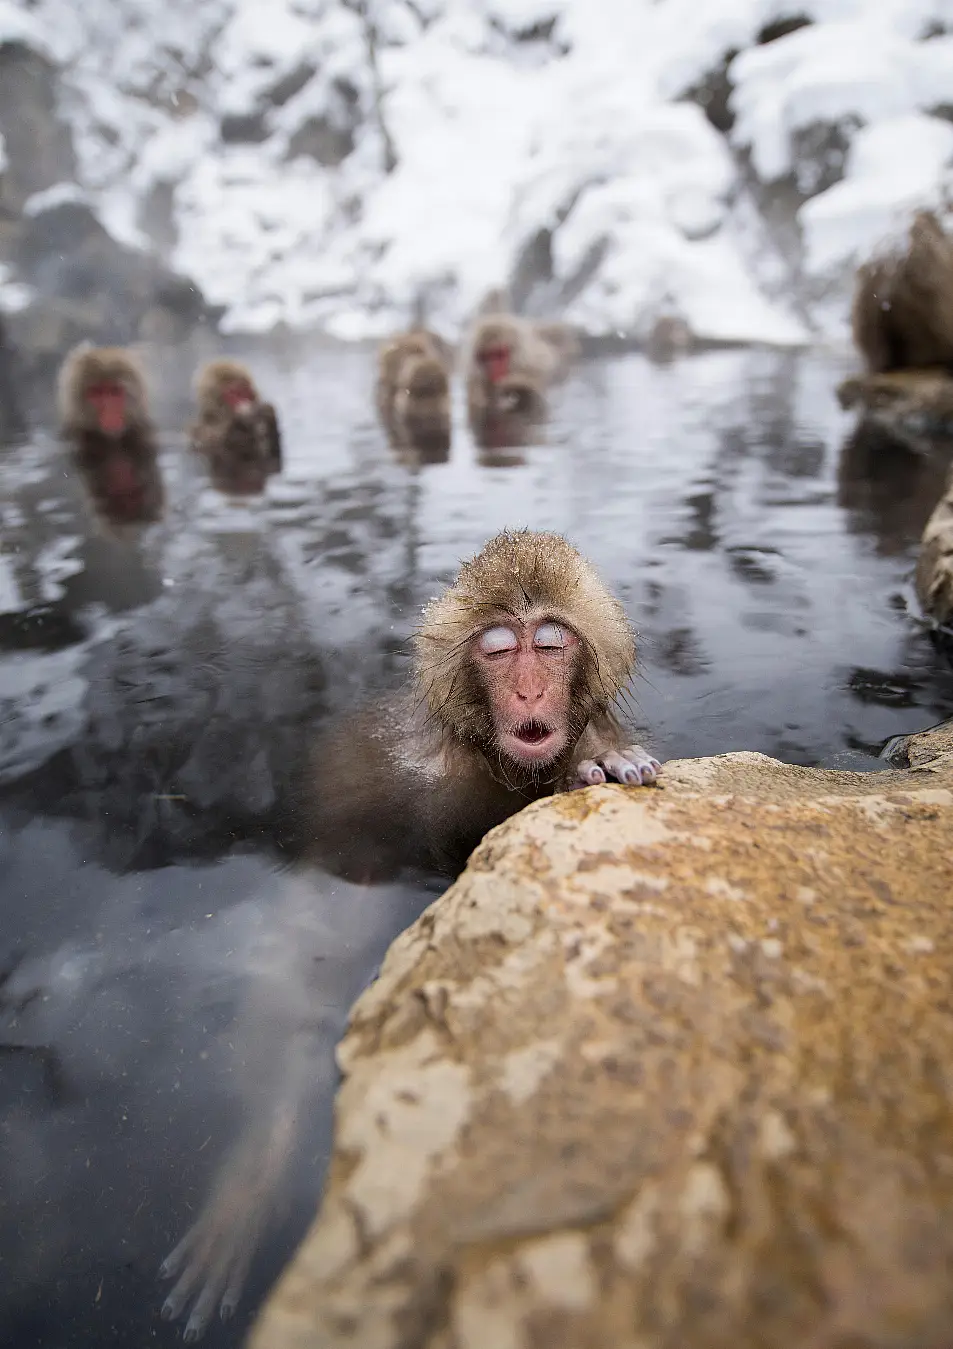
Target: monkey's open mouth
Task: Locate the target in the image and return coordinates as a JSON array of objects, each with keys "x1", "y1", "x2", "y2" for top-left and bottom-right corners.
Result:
[{"x1": 512, "y1": 720, "x2": 551, "y2": 745}]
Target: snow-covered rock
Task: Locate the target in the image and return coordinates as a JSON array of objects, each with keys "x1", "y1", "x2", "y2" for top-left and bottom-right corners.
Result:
[{"x1": 3, "y1": 0, "x2": 953, "y2": 345}]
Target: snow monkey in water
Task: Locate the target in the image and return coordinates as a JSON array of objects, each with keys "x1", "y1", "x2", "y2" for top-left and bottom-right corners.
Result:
[
  {"x1": 470, "y1": 371, "x2": 549, "y2": 455},
  {"x1": 465, "y1": 297, "x2": 579, "y2": 428},
  {"x1": 375, "y1": 326, "x2": 453, "y2": 461},
  {"x1": 57, "y1": 345, "x2": 164, "y2": 526},
  {"x1": 837, "y1": 210, "x2": 953, "y2": 441},
  {"x1": 850, "y1": 210, "x2": 953, "y2": 375},
  {"x1": 159, "y1": 529, "x2": 662, "y2": 1337},
  {"x1": 190, "y1": 359, "x2": 282, "y2": 494}
]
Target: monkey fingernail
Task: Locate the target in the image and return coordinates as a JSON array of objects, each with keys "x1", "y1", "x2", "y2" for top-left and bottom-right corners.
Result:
[
  {"x1": 621, "y1": 766, "x2": 643, "y2": 785},
  {"x1": 220, "y1": 1299, "x2": 237, "y2": 1323},
  {"x1": 160, "y1": 1299, "x2": 177, "y2": 1322}
]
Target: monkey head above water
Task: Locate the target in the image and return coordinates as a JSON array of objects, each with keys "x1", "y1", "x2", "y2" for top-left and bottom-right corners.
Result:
[
  {"x1": 58, "y1": 344, "x2": 154, "y2": 445},
  {"x1": 190, "y1": 359, "x2": 282, "y2": 494},
  {"x1": 465, "y1": 309, "x2": 578, "y2": 430},
  {"x1": 57, "y1": 345, "x2": 164, "y2": 526},
  {"x1": 416, "y1": 530, "x2": 648, "y2": 787},
  {"x1": 375, "y1": 327, "x2": 453, "y2": 461},
  {"x1": 391, "y1": 352, "x2": 451, "y2": 462},
  {"x1": 310, "y1": 529, "x2": 661, "y2": 883}
]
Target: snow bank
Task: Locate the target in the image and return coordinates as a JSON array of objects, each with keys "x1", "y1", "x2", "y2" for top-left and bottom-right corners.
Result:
[{"x1": 7, "y1": 0, "x2": 953, "y2": 343}]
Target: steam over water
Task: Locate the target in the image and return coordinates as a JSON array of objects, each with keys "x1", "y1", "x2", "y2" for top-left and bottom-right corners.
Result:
[{"x1": 1, "y1": 337, "x2": 951, "y2": 1346}]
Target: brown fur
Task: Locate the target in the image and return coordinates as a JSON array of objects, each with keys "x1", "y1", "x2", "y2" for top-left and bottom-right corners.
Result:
[
  {"x1": 57, "y1": 345, "x2": 152, "y2": 440},
  {"x1": 309, "y1": 530, "x2": 641, "y2": 882},
  {"x1": 645, "y1": 314, "x2": 694, "y2": 363},
  {"x1": 836, "y1": 368, "x2": 953, "y2": 455},
  {"x1": 74, "y1": 449, "x2": 165, "y2": 529},
  {"x1": 389, "y1": 352, "x2": 452, "y2": 462},
  {"x1": 57, "y1": 345, "x2": 162, "y2": 525},
  {"x1": 465, "y1": 312, "x2": 578, "y2": 422},
  {"x1": 852, "y1": 210, "x2": 953, "y2": 374},
  {"x1": 375, "y1": 329, "x2": 453, "y2": 454},
  {"x1": 469, "y1": 372, "x2": 548, "y2": 451},
  {"x1": 190, "y1": 358, "x2": 282, "y2": 494}
]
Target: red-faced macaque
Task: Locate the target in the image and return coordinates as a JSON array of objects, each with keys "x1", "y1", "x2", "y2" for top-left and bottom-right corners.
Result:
[
  {"x1": 159, "y1": 530, "x2": 661, "y2": 1337},
  {"x1": 465, "y1": 309, "x2": 578, "y2": 426},
  {"x1": 470, "y1": 371, "x2": 548, "y2": 458},
  {"x1": 57, "y1": 345, "x2": 164, "y2": 526},
  {"x1": 190, "y1": 359, "x2": 282, "y2": 495},
  {"x1": 375, "y1": 328, "x2": 453, "y2": 461},
  {"x1": 850, "y1": 209, "x2": 953, "y2": 376}
]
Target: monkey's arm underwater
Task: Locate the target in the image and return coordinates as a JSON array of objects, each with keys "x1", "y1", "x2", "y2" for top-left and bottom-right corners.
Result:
[{"x1": 159, "y1": 870, "x2": 432, "y2": 1340}]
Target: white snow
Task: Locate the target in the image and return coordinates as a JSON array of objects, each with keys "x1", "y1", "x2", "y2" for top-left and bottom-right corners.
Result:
[
  {"x1": 7, "y1": 0, "x2": 953, "y2": 344},
  {"x1": 22, "y1": 182, "x2": 91, "y2": 216},
  {"x1": 801, "y1": 114, "x2": 953, "y2": 274}
]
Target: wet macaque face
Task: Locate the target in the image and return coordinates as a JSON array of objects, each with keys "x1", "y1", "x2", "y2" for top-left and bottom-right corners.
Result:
[
  {"x1": 221, "y1": 379, "x2": 256, "y2": 414},
  {"x1": 471, "y1": 614, "x2": 581, "y2": 769},
  {"x1": 478, "y1": 340, "x2": 511, "y2": 384},
  {"x1": 86, "y1": 379, "x2": 127, "y2": 435}
]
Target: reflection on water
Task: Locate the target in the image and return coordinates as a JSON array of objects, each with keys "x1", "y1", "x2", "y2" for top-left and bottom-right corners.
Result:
[{"x1": 1, "y1": 339, "x2": 952, "y2": 1345}]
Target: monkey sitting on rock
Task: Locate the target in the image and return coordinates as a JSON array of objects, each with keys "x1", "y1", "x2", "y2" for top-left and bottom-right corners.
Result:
[
  {"x1": 190, "y1": 359, "x2": 282, "y2": 495},
  {"x1": 837, "y1": 209, "x2": 953, "y2": 447},
  {"x1": 159, "y1": 529, "x2": 662, "y2": 1337}
]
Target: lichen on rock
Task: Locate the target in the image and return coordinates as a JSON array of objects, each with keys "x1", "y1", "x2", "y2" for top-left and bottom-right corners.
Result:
[
  {"x1": 251, "y1": 730, "x2": 953, "y2": 1349},
  {"x1": 917, "y1": 465, "x2": 953, "y2": 627}
]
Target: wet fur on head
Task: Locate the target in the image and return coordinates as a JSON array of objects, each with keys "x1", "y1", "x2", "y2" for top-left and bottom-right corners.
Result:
[
  {"x1": 57, "y1": 344, "x2": 149, "y2": 432},
  {"x1": 194, "y1": 358, "x2": 259, "y2": 405},
  {"x1": 414, "y1": 529, "x2": 635, "y2": 747}
]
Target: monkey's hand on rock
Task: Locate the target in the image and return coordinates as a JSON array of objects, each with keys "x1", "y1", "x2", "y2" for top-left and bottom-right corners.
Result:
[
  {"x1": 571, "y1": 745, "x2": 662, "y2": 789},
  {"x1": 159, "y1": 1102, "x2": 298, "y2": 1341}
]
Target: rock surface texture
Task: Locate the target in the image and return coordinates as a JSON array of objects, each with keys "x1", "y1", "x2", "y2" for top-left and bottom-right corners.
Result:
[
  {"x1": 918, "y1": 466, "x2": 953, "y2": 627},
  {"x1": 251, "y1": 733, "x2": 953, "y2": 1349}
]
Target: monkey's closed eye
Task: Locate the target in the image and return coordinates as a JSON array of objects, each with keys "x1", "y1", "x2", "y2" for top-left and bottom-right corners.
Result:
[
  {"x1": 534, "y1": 622, "x2": 567, "y2": 649},
  {"x1": 479, "y1": 625, "x2": 519, "y2": 655}
]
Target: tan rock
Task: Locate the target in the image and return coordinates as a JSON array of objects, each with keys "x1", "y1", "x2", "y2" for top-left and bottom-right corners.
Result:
[
  {"x1": 887, "y1": 716, "x2": 953, "y2": 768},
  {"x1": 917, "y1": 465, "x2": 953, "y2": 625},
  {"x1": 251, "y1": 735, "x2": 953, "y2": 1349}
]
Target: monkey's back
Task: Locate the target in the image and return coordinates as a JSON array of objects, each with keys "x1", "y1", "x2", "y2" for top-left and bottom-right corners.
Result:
[{"x1": 853, "y1": 212, "x2": 953, "y2": 373}]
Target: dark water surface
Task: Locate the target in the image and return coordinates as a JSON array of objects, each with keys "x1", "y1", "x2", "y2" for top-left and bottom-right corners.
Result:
[{"x1": 1, "y1": 338, "x2": 952, "y2": 1347}]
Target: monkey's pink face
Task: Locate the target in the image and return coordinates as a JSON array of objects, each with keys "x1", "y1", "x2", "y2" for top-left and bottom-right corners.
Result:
[
  {"x1": 478, "y1": 342, "x2": 511, "y2": 384},
  {"x1": 472, "y1": 618, "x2": 581, "y2": 768}
]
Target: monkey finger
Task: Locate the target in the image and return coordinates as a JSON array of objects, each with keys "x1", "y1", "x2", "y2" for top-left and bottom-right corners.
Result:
[
  {"x1": 619, "y1": 746, "x2": 663, "y2": 785},
  {"x1": 219, "y1": 1239, "x2": 256, "y2": 1323},
  {"x1": 159, "y1": 1225, "x2": 200, "y2": 1282},
  {"x1": 573, "y1": 760, "x2": 607, "y2": 788},
  {"x1": 182, "y1": 1250, "x2": 235, "y2": 1344},
  {"x1": 596, "y1": 749, "x2": 660, "y2": 786}
]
